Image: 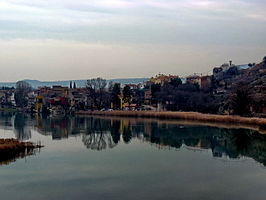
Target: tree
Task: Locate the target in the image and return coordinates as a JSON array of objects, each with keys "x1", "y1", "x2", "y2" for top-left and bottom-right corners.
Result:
[
  {"x1": 86, "y1": 78, "x2": 108, "y2": 110},
  {"x1": 151, "y1": 83, "x2": 161, "y2": 105},
  {"x1": 230, "y1": 88, "x2": 251, "y2": 116},
  {"x1": 133, "y1": 88, "x2": 144, "y2": 107},
  {"x1": 14, "y1": 81, "x2": 32, "y2": 108},
  {"x1": 111, "y1": 83, "x2": 121, "y2": 109},
  {"x1": 156, "y1": 82, "x2": 218, "y2": 113},
  {"x1": 263, "y1": 56, "x2": 266, "y2": 66},
  {"x1": 177, "y1": 83, "x2": 199, "y2": 92},
  {"x1": 73, "y1": 82, "x2": 77, "y2": 89},
  {"x1": 123, "y1": 85, "x2": 132, "y2": 109},
  {"x1": 169, "y1": 78, "x2": 182, "y2": 88},
  {"x1": 87, "y1": 78, "x2": 107, "y2": 91}
]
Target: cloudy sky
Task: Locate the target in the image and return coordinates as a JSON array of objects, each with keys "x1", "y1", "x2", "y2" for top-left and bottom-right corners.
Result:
[{"x1": 0, "y1": 0, "x2": 265, "y2": 81}]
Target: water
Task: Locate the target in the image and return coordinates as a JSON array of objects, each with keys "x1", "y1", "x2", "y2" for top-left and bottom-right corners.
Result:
[{"x1": 0, "y1": 112, "x2": 266, "y2": 200}]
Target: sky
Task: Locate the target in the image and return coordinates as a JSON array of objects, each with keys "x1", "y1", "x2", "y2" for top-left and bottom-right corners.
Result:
[{"x1": 0, "y1": 0, "x2": 266, "y2": 81}]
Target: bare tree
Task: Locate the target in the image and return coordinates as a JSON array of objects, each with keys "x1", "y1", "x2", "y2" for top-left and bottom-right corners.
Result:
[
  {"x1": 86, "y1": 78, "x2": 109, "y2": 110},
  {"x1": 14, "y1": 81, "x2": 32, "y2": 108},
  {"x1": 86, "y1": 78, "x2": 107, "y2": 91}
]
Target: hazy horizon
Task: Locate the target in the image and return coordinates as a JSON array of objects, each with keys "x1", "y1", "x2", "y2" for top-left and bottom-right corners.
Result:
[
  {"x1": 0, "y1": 0, "x2": 265, "y2": 82},
  {"x1": 0, "y1": 76, "x2": 149, "y2": 83}
]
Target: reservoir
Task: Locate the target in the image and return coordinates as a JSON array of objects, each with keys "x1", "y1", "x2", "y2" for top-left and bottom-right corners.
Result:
[{"x1": 0, "y1": 112, "x2": 266, "y2": 200}]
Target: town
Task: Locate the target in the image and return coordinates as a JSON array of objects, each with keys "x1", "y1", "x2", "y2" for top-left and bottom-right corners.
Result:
[{"x1": 1, "y1": 56, "x2": 266, "y2": 117}]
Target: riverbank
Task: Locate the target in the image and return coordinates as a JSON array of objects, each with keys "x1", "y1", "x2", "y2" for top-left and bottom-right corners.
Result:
[
  {"x1": 76, "y1": 111, "x2": 266, "y2": 127},
  {"x1": 0, "y1": 139, "x2": 42, "y2": 152},
  {"x1": 0, "y1": 107, "x2": 17, "y2": 112},
  {"x1": 0, "y1": 139, "x2": 43, "y2": 165}
]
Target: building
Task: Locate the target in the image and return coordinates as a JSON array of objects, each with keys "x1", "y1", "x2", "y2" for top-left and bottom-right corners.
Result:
[
  {"x1": 200, "y1": 76, "x2": 212, "y2": 91},
  {"x1": 150, "y1": 74, "x2": 179, "y2": 85},
  {"x1": 186, "y1": 74, "x2": 212, "y2": 90},
  {"x1": 143, "y1": 90, "x2": 152, "y2": 105},
  {"x1": 186, "y1": 75, "x2": 201, "y2": 86}
]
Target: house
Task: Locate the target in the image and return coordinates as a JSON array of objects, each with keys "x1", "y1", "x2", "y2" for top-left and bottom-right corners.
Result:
[
  {"x1": 50, "y1": 86, "x2": 69, "y2": 98},
  {"x1": 221, "y1": 63, "x2": 230, "y2": 72},
  {"x1": 144, "y1": 90, "x2": 152, "y2": 105},
  {"x1": 186, "y1": 74, "x2": 212, "y2": 90},
  {"x1": 213, "y1": 67, "x2": 223, "y2": 79},
  {"x1": 213, "y1": 62, "x2": 233, "y2": 79},
  {"x1": 200, "y1": 76, "x2": 212, "y2": 91},
  {"x1": 214, "y1": 88, "x2": 227, "y2": 95},
  {"x1": 236, "y1": 64, "x2": 254, "y2": 71},
  {"x1": 122, "y1": 103, "x2": 137, "y2": 110},
  {"x1": 68, "y1": 88, "x2": 87, "y2": 110},
  {"x1": 126, "y1": 84, "x2": 139, "y2": 90},
  {"x1": 150, "y1": 74, "x2": 179, "y2": 85},
  {"x1": 186, "y1": 75, "x2": 201, "y2": 86}
]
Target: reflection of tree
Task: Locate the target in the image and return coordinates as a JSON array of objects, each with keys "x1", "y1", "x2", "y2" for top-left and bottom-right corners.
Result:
[
  {"x1": 82, "y1": 119, "x2": 117, "y2": 150},
  {"x1": 184, "y1": 138, "x2": 200, "y2": 147},
  {"x1": 14, "y1": 113, "x2": 31, "y2": 141},
  {"x1": 35, "y1": 115, "x2": 74, "y2": 139},
  {"x1": 110, "y1": 120, "x2": 121, "y2": 144},
  {"x1": 82, "y1": 133, "x2": 116, "y2": 151},
  {"x1": 0, "y1": 146, "x2": 37, "y2": 166},
  {"x1": 231, "y1": 131, "x2": 251, "y2": 155},
  {"x1": 139, "y1": 122, "x2": 266, "y2": 166},
  {"x1": 122, "y1": 124, "x2": 132, "y2": 144},
  {"x1": 4, "y1": 112, "x2": 266, "y2": 166}
]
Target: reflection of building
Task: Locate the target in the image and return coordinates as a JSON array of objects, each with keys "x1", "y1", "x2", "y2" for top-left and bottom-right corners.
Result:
[
  {"x1": 0, "y1": 112, "x2": 14, "y2": 130},
  {"x1": 35, "y1": 96, "x2": 44, "y2": 113},
  {"x1": 1, "y1": 113, "x2": 266, "y2": 166}
]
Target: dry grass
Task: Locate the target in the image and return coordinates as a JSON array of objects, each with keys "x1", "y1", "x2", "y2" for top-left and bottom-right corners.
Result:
[
  {"x1": 0, "y1": 139, "x2": 42, "y2": 153},
  {"x1": 77, "y1": 111, "x2": 266, "y2": 127},
  {"x1": 0, "y1": 139, "x2": 43, "y2": 165},
  {"x1": 0, "y1": 139, "x2": 35, "y2": 152}
]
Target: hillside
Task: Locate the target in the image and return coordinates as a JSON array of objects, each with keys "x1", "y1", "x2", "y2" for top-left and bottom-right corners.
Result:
[
  {"x1": 231, "y1": 62, "x2": 266, "y2": 95},
  {"x1": 215, "y1": 59, "x2": 266, "y2": 115}
]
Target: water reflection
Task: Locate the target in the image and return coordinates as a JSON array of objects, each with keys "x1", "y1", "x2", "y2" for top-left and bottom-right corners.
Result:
[
  {"x1": 14, "y1": 113, "x2": 32, "y2": 140},
  {"x1": 0, "y1": 147, "x2": 37, "y2": 165},
  {"x1": 2, "y1": 112, "x2": 266, "y2": 166}
]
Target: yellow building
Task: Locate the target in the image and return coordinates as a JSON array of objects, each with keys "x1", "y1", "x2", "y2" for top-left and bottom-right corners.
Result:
[{"x1": 150, "y1": 74, "x2": 179, "y2": 85}]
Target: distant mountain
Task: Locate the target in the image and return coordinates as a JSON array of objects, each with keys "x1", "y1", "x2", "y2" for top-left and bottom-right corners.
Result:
[{"x1": 0, "y1": 78, "x2": 149, "y2": 88}]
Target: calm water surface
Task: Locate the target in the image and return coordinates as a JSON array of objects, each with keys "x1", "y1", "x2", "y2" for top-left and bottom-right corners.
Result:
[{"x1": 0, "y1": 112, "x2": 266, "y2": 200}]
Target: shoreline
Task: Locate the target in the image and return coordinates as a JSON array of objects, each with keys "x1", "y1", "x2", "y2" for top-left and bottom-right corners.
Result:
[
  {"x1": 80, "y1": 114, "x2": 266, "y2": 134},
  {"x1": 0, "y1": 139, "x2": 43, "y2": 153},
  {"x1": 0, "y1": 139, "x2": 43, "y2": 165},
  {"x1": 76, "y1": 110, "x2": 266, "y2": 128}
]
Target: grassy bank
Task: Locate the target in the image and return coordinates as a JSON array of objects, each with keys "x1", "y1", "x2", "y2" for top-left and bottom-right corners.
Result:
[
  {"x1": 0, "y1": 107, "x2": 17, "y2": 112},
  {"x1": 0, "y1": 139, "x2": 43, "y2": 165},
  {"x1": 77, "y1": 111, "x2": 266, "y2": 127}
]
